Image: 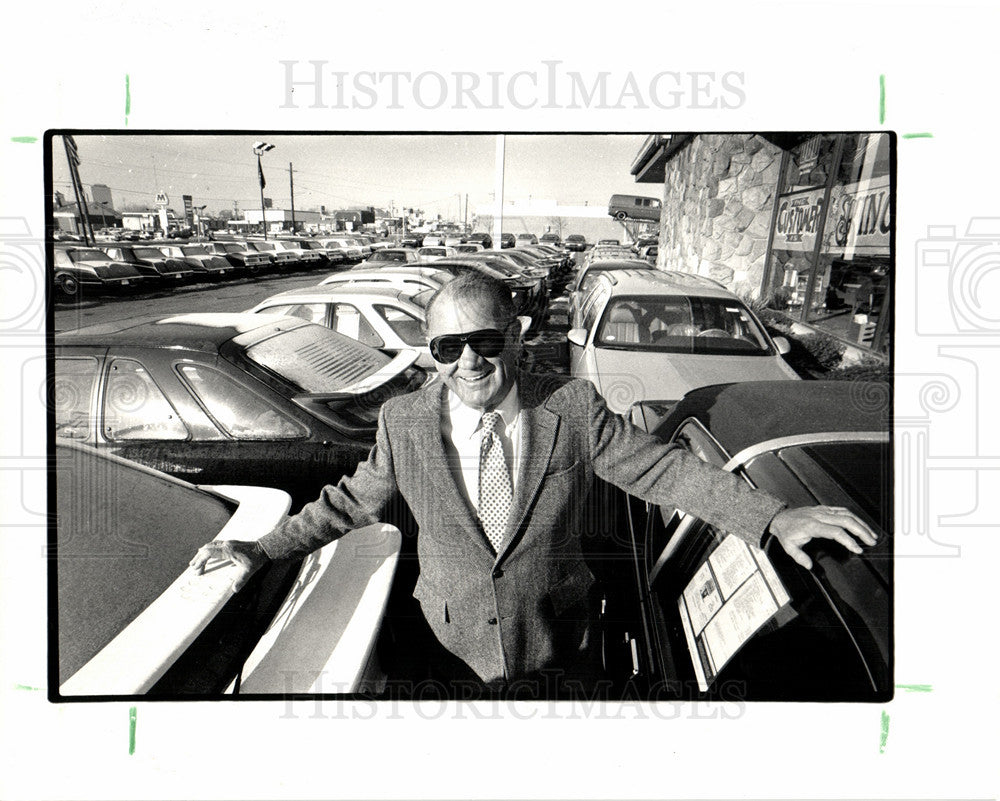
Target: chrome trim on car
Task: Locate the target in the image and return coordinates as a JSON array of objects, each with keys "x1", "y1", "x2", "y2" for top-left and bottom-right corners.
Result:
[{"x1": 722, "y1": 431, "x2": 890, "y2": 472}]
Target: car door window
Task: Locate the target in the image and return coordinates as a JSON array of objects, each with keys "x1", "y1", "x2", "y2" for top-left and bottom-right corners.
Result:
[
  {"x1": 261, "y1": 303, "x2": 328, "y2": 325},
  {"x1": 373, "y1": 304, "x2": 424, "y2": 346},
  {"x1": 55, "y1": 357, "x2": 100, "y2": 441},
  {"x1": 331, "y1": 303, "x2": 383, "y2": 348},
  {"x1": 103, "y1": 359, "x2": 188, "y2": 441},
  {"x1": 177, "y1": 364, "x2": 306, "y2": 440}
]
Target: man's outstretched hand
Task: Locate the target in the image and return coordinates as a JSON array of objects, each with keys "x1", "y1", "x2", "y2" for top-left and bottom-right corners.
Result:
[
  {"x1": 188, "y1": 539, "x2": 270, "y2": 593},
  {"x1": 768, "y1": 506, "x2": 878, "y2": 570}
]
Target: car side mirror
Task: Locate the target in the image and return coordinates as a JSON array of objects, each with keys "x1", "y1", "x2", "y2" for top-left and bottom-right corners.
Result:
[
  {"x1": 773, "y1": 336, "x2": 791, "y2": 355},
  {"x1": 566, "y1": 328, "x2": 588, "y2": 347}
]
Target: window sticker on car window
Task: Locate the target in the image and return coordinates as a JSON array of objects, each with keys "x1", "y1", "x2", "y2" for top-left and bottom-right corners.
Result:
[{"x1": 678, "y1": 534, "x2": 791, "y2": 691}]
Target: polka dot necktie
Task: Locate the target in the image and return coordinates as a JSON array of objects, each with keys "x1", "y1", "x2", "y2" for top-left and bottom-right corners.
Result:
[{"x1": 478, "y1": 411, "x2": 512, "y2": 552}]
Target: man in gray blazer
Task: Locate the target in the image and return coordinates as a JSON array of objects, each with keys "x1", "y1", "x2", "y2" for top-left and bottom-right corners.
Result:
[{"x1": 191, "y1": 273, "x2": 876, "y2": 696}]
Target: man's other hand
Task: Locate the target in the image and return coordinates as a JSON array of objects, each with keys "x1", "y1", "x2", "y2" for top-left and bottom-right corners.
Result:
[
  {"x1": 768, "y1": 506, "x2": 878, "y2": 570},
  {"x1": 188, "y1": 539, "x2": 269, "y2": 593}
]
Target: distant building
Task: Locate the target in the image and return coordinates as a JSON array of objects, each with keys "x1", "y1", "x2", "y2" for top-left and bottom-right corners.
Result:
[
  {"x1": 241, "y1": 208, "x2": 323, "y2": 234},
  {"x1": 91, "y1": 184, "x2": 114, "y2": 209},
  {"x1": 53, "y1": 201, "x2": 122, "y2": 233}
]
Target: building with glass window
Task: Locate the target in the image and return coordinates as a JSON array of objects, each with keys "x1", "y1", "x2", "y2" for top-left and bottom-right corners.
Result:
[{"x1": 631, "y1": 133, "x2": 892, "y2": 356}]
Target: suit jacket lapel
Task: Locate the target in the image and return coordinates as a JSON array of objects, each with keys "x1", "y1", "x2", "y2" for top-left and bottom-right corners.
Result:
[
  {"x1": 497, "y1": 387, "x2": 559, "y2": 564},
  {"x1": 408, "y1": 384, "x2": 496, "y2": 559}
]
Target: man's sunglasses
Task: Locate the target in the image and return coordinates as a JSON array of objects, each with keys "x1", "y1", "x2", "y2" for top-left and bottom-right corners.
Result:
[{"x1": 428, "y1": 327, "x2": 510, "y2": 363}]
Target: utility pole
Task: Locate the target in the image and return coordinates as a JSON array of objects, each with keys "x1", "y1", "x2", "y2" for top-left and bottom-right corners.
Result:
[
  {"x1": 464, "y1": 193, "x2": 468, "y2": 231},
  {"x1": 63, "y1": 135, "x2": 94, "y2": 245},
  {"x1": 289, "y1": 162, "x2": 296, "y2": 233}
]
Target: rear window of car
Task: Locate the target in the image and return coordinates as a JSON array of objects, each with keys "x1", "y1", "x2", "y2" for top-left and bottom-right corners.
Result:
[
  {"x1": 57, "y1": 444, "x2": 237, "y2": 684},
  {"x1": 243, "y1": 324, "x2": 392, "y2": 392}
]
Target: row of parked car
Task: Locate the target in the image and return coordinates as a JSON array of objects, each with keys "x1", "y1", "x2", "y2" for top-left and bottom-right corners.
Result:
[{"x1": 51, "y1": 233, "x2": 396, "y2": 297}]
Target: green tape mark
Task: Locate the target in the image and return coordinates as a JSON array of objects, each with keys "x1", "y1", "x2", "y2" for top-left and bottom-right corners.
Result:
[
  {"x1": 125, "y1": 74, "x2": 131, "y2": 127},
  {"x1": 902, "y1": 133, "x2": 934, "y2": 139},
  {"x1": 10, "y1": 136, "x2": 37, "y2": 144},
  {"x1": 879, "y1": 710, "x2": 889, "y2": 754},
  {"x1": 128, "y1": 706, "x2": 137, "y2": 755},
  {"x1": 879, "y1": 74, "x2": 886, "y2": 124},
  {"x1": 13, "y1": 683, "x2": 42, "y2": 691},
  {"x1": 896, "y1": 683, "x2": 933, "y2": 692}
]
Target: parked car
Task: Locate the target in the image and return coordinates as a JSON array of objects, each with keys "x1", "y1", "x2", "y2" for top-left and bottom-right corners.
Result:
[
  {"x1": 515, "y1": 233, "x2": 538, "y2": 245},
  {"x1": 291, "y1": 237, "x2": 347, "y2": 267},
  {"x1": 399, "y1": 233, "x2": 424, "y2": 248},
  {"x1": 498, "y1": 233, "x2": 516, "y2": 248},
  {"x1": 243, "y1": 239, "x2": 300, "y2": 270},
  {"x1": 270, "y1": 239, "x2": 323, "y2": 268},
  {"x1": 465, "y1": 232, "x2": 493, "y2": 249},
  {"x1": 53, "y1": 247, "x2": 147, "y2": 297},
  {"x1": 54, "y1": 313, "x2": 430, "y2": 509},
  {"x1": 639, "y1": 244, "x2": 659, "y2": 264},
  {"x1": 416, "y1": 246, "x2": 458, "y2": 262},
  {"x1": 598, "y1": 238, "x2": 621, "y2": 246},
  {"x1": 204, "y1": 242, "x2": 274, "y2": 275},
  {"x1": 608, "y1": 194, "x2": 662, "y2": 222},
  {"x1": 56, "y1": 440, "x2": 401, "y2": 696},
  {"x1": 355, "y1": 248, "x2": 420, "y2": 268},
  {"x1": 432, "y1": 257, "x2": 547, "y2": 332},
  {"x1": 618, "y1": 380, "x2": 890, "y2": 701},
  {"x1": 566, "y1": 269, "x2": 797, "y2": 412},
  {"x1": 99, "y1": 244, "x2": 195, "y2": 284},
  {"x1": 566, "y1": 257, "x2": 654, "y2": 323},
  {"x1": 250, "y1": 284, "x2": 436, "y2": 367},
  {"x1": 564, "y1": 234, "x2": 588, "y2": 252},
  {"x1": 632, "y1": 235, "x2": 658, "y2": 254},
  {"x1": 319, "y1": 237, "x2": 365, "y2": 262},
  {"x1": 539, "y1": 232, "x2": 562, "y2": 246},
  {"x1": 320, "y1": 266, "x2": 453, "y2": 293},
  {"x1": 159, "y1": 245, "x2": 234, "y2": 278},
  {"x1": 453, "y1": 243, "x2": 485, "y2": 254}
]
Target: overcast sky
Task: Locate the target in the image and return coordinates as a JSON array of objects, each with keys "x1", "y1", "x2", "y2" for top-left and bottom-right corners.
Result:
[{"x1": 50, "y1": 133, "x2": 651, "y2": 219}]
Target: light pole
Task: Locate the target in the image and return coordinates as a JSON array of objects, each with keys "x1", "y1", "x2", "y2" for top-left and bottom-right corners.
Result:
[{"x1": 252, "y1": 141, "x2": 275, "y2": 240}]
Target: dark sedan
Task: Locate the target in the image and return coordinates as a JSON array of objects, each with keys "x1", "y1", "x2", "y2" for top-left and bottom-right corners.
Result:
[
  {"x1": 617, "y1": 380, "x2": 891, "y2": 701},
  {"x1": 465, "y1": 232, "x2": 493, "y2": 249},
  {"x1": 206, "y1": 241, "x2": 274, "y2": 275},
  {"x1": 54, "y1": 313, "x2": 431, "y2": 510},
  {"x1": 53, "y1": 247, "x2": 147, "y2": 297},
  {"x1": 431, "y1": 256, "x2": 548, "y2": 332},
  {"x1": 101, "y1": 245, "x2": 195, "y2": 284},
  {"x1": 564, "y1": 234, "x2": 588, "y2": 252}
]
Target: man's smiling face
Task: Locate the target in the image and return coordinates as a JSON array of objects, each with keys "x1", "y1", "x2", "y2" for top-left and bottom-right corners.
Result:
[{"x1": 425, "y1": 289, "x2": 518, "y2": 411}]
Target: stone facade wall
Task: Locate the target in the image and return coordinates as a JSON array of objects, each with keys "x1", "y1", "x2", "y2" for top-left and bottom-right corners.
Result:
[{"x1": 656, "y1": 134, "x2": 782, "y2": 299}]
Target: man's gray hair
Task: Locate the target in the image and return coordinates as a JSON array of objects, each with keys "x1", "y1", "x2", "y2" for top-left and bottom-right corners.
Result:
[{"x1": 422, "y1": 272, "x2": 516, "y2": 334}]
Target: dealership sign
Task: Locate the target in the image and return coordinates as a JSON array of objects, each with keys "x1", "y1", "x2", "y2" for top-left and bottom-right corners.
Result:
[
  {"x1": 774, "y1": 188, "x2": 825, "y2": 252},
  {"x1": 825, "y1": 175, "x2": 891, "y2": 257}
]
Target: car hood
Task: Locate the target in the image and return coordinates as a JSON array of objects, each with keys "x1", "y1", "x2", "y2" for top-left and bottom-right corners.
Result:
[{"x1": 592, "y1": 349, "x2": 798, "y2": 412}]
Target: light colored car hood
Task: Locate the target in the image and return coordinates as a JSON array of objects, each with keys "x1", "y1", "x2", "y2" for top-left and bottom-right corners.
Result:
[{"x1": 591, "y1": 348, "x2": 799, "y2": 413}]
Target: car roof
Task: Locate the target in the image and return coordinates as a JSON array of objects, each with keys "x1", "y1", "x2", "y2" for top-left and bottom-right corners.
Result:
[
  {"x1": 653, "y1": 380, "x2": 890, "y2": 457},
  {"x1": 598, "y1": 269, "x2": 732, "y2": 296},
  {"x1": 55, "y1": 312, "x2": 312, "y2": 351},
  {"x1": 257, "y1": 283, "x2": 424, "y2": 303}
]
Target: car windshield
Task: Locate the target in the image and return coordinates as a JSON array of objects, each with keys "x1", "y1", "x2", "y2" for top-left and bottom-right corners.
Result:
[
  {"x1": 69, "y1": 249, "x2": 109, "y2": 262},
  {"x1": 372, "y1": 251, "x2": 407, "y2": 262},
  {"x1": 595, "y1": 295, "x2": 772, "y2": 355},
  {"x1": 134, "y1": 248, "x2": 164, "y2": 259},
  {"x1": 182, "y1": 246, "x2": 209, "y2": 256},
  {"x1": 242, "y1": 324, "x2": 393, "y2": 393}
]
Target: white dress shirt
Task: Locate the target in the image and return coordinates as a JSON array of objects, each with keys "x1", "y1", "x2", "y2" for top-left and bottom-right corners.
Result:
[{"x1": 442, "y1": 384, "x2": 522, "y2": 514}]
